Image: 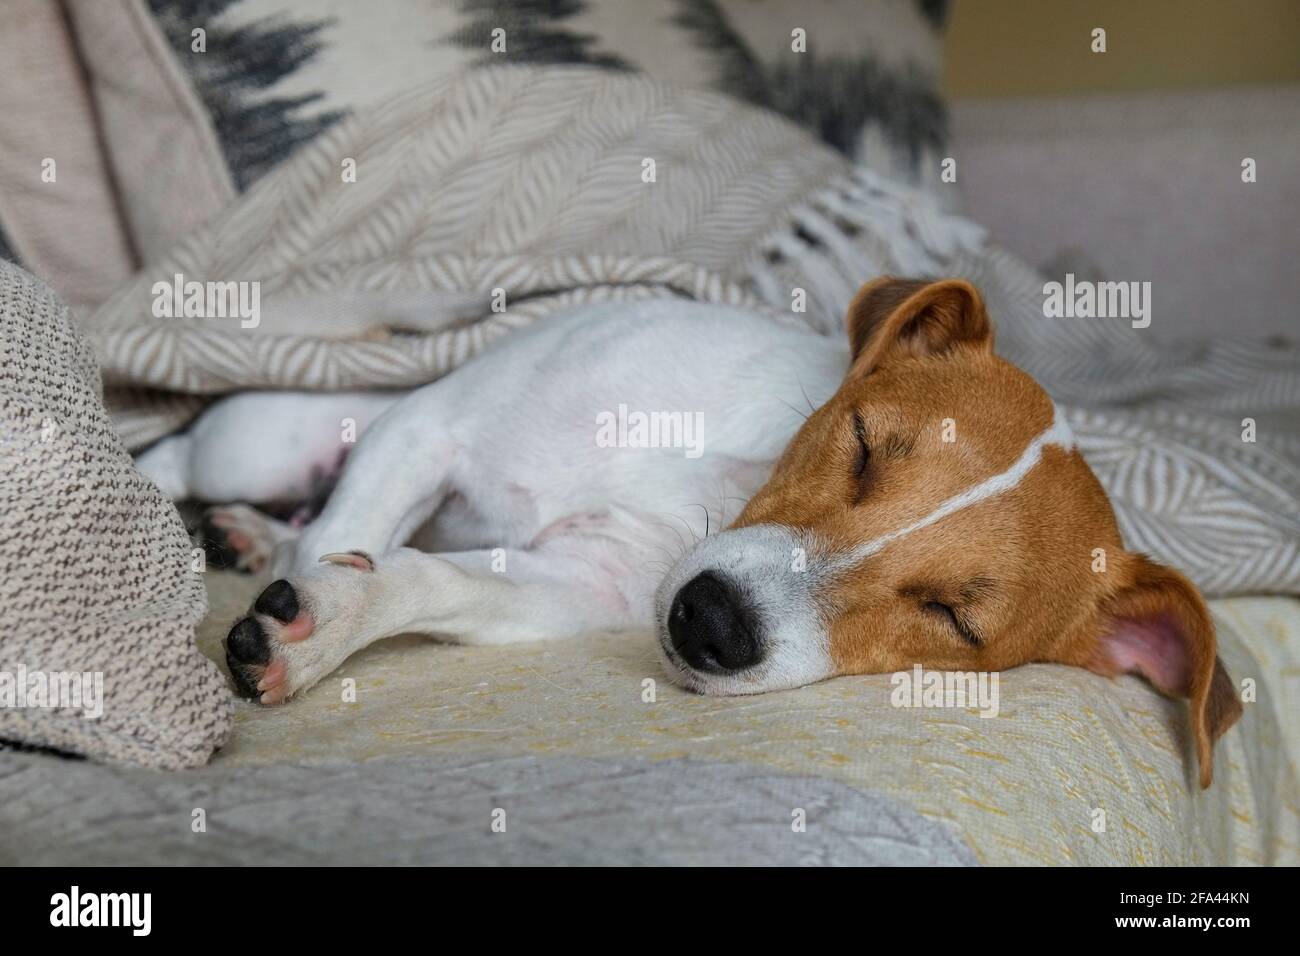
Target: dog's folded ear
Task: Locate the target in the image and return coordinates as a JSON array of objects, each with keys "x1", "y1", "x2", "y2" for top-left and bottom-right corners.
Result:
[
  {"x1": 1083, "y1": 553, "x2": 1243, "y2": 788},
  {"x1": 846, "y1": 277, "x2": 995, "y2": 375}
]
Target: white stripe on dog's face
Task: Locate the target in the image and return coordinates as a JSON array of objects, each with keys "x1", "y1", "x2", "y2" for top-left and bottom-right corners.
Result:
[
  {"x1": 654, "y1": 407, "x2": 1075, "y2": 695},
  {"x1": 826, "y1": 406, "x2": 1075, "y2": 573}
]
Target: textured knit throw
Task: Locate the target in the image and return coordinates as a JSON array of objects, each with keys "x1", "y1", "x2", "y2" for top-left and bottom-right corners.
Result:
[{"x1": 0, "y1": 261, "x2": 230, "y2": 768}]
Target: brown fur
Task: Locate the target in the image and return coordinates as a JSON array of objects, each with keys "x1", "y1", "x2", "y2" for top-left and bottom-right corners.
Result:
[{"x1": 734, "y1": 277, "x2": 1242, "y2": 788}]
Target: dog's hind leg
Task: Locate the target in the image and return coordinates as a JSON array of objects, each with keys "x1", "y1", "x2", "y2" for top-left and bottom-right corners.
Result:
[
  {"x1": 224, "y1": 540, "x2": 649, "y2": 702},
  {"x1": 135, "y1": 433, "x2": 195, "y2": 500},
  {"x1": 134, "y1": 391, "x2": 401, "y2": 505},
  {"x1": 202, "y1": 504, "x2": 299, "y2": 577},
  {"x1": 280, "y1": 382, "x2": 465, "y2": 577}
]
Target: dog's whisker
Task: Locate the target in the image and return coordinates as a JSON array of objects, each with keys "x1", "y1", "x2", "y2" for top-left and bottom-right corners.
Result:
[
  {"x1": 670, "y1": 510, "x2": 701, "y2": 546},
  {"x1": 642, "y1": 518, "x2": 690, "y2": 559},
  {"x1": 777, "y1": 397, "x2": 809, "y2": 422},
  {"x1": 687, "y1": 502, "x2": 711, "y2": 539},
  {"x1": 655, "y1": 512, "x2": 698, "y2": 555},
  {"x1": 796, "y1": 375, "x2": 818, "y2": 415}
]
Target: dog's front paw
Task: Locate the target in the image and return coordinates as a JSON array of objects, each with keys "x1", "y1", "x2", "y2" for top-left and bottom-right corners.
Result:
[
  {"x1": 224, "y1": 553, "x2": 376, "y2": 704},
  {"x1": 224, "y1": 579, "x2": 317, "y2": 703}
]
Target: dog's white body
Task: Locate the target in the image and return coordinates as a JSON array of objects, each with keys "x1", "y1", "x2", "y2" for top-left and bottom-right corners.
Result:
[
  {"x1": 141, "y1": 301, "x2": 847, "y2": 697},
  {"x1": 138, "y1": 283, "x2": 1242, "y2": 787}
]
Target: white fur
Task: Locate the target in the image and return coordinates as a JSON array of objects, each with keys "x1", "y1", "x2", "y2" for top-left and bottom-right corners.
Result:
[
  {"x1": 137, "y1": 391, "x2": 399, "y2": 503},
  {"x1": 160, "y1": 301, "x2": 847, "y2": 699},
  {"x1": 652, "y1": 524, "x2": 837, "y2": 694},
  {"x1": 153, "y1": 300, "x2": 1066, "y2": 701}
]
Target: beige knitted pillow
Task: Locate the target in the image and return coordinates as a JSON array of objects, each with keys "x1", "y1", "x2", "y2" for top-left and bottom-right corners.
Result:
[{"x1": 0, "y1": 262, "x2": 230, "y2": 768}]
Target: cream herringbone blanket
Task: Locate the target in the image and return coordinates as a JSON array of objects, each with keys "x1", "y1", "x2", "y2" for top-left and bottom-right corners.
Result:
[{"x1": 85, "y1": 66, "x2": 1299, "y2": 597}]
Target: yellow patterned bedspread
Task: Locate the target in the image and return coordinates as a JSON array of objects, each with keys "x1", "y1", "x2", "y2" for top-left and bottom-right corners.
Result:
[{"x1": 201, "y1": 572, "x2": 1299, "y2": 866}]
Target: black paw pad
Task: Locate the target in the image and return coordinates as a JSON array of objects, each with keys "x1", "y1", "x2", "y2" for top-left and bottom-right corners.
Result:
[
  {"x1": 226, "y1": 616, "x2": 270, "y2": 665},
  {"x1": 254, "y1": 579, "x2": 299, "y2": 623}
]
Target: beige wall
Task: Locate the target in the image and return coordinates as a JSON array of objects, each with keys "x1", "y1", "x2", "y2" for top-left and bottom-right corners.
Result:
[{"x1": 944, "y1": 0, "x2": 1300, "y2": 98}]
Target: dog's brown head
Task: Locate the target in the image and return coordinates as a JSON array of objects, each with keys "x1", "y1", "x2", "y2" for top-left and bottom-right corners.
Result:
[{"x1": 656, "y1": 277, "x2": 1241, "y2": 787}]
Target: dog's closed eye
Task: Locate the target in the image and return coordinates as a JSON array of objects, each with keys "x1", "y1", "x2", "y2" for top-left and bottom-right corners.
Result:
[
  {"x1": 851, "y1": 413, "x2": 870, "y2": 477},
  {"x1": 850, "y1": 413, "x2": 914, "y2": 485},
  {"x1": 922, "y1": 600, "x2": 983, "y2": 648}
]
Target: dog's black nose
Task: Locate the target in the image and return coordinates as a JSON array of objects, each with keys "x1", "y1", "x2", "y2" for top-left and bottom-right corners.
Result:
[{"x1": 668, "y1": 573, "x2": 759, "y2": 672}]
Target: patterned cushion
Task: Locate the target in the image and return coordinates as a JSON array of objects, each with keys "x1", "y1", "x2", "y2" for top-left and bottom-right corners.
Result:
[{"x1": 141, "y1": 0, "x2": 948, "y2": 193}]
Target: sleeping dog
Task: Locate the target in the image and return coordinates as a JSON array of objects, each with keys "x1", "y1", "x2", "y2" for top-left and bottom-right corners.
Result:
[{"x1": 139, "y1": 278, "x2": 1242, "y2": 787}]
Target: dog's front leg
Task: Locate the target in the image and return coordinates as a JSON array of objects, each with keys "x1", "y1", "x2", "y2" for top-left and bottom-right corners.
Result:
[{"x1": 224, "y1": 543, "x2": 647, "y2": 703}]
